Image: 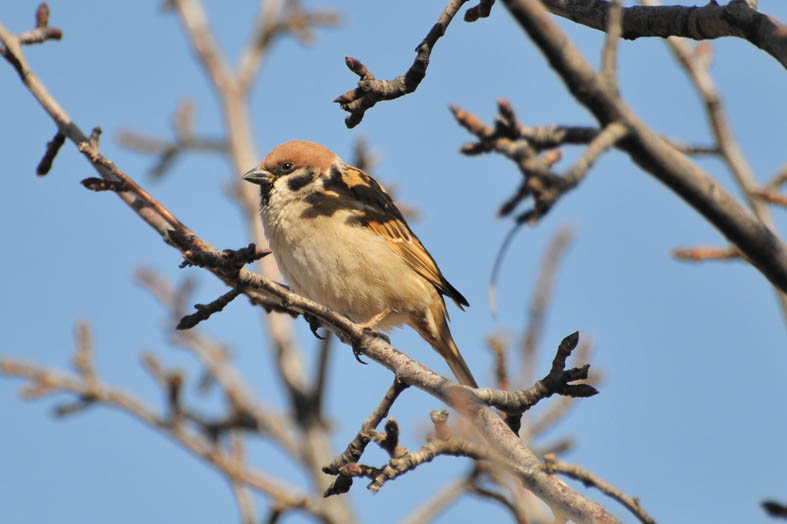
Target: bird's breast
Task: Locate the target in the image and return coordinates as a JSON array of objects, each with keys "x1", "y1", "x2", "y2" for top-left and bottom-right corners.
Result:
[{"x1": 260, "y1": 200, "x2": 430, "y2": 329}]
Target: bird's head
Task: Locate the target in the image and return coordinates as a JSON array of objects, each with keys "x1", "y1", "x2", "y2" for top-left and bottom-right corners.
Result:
[{"x1": 243, "y1": 140, "x2": 340, "y2": 206}]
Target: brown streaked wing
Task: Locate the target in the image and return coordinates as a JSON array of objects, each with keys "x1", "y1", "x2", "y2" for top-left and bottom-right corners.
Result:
[{"x1": 332, "y1": 165, "x2": 468, "y2": 309}]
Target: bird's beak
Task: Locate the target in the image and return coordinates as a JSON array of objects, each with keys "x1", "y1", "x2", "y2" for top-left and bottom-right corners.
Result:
[{"x1": 242, "y1": 167, "x2": 275, "y2": 185}]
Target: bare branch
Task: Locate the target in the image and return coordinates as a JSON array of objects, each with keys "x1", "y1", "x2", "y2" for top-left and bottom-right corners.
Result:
[
  {"x1": 562, "y1": 121, "x2": 627, "y2": 188},
  {"x1": 521, "y1": 227, "x2": 574, "y2": 384},
  {"x1": 17, "y1": 3, "x2": 62, "y2": 45},
  {"x1": 364, "y1": 436, "x2": 488, "y2": 494},
  {"x1": 499, "y1": 0, "x2": 787, "y2": 294},
  {"x1": 177, "y1": 288, "x2": 243, "y2": 330},
  {"x1": 467, "y1": 483, "x2": 525, "y2": 524},
  {"x1": 229, "y1": 435, "x2": 258, "y2": 524},
  {"x1": 323, "y1": 378, "x2": 409, "y2": 491},
  {"x1": 311, "y1": 331, "x2": 334, "y2": 419},
  {"x1": 335, "y1": 0, "x2": 469, "y2": 128},
  {"x1": 486, "y1": 335, "x2": 510, "y2": 391},
  {"x1": 527, "y1": 339, "x2": 599, "y2": 438},
  {"x1": 476, "y1": 332, "x2": 598, "y2": 414},
  {"x1": 236, "y1": 0, "x2": 340, "y2": 93},
  {"x1": 767, "y1": 165, "x2": 787, "y2": 189},
  {"x1": 542, "y1": 0, "x2": 787, "y2": 68},
  {"x1": 398, "y1": 475, "x2": 471, "y2": 524},
  {"x1": 0, "y1": 357, "x2": 328, "y2": 516},
  {"x1": 752, "y1": 189, "x2": 787, "y2": 208},
  {"x1": 763, "y1": 500, "x2": 787, "y2": 519},
  {"x1": 36, "y1": 130, "x2": 65, "y2": 175},
  {"x1": 672, "y1": 245, "x2": 741, "y2": 262},
  {"x1": 330, "y1": 411, "x2": 491, "y2": 495},
  {"x1": 135, "y1": 268, "x2": 299, "y2": 456},
  {"x1": 464, "y1": 0, "x2": 496, "y2": 22},
  {"x1": 544, "y1": 454, "x2": 658, "y2": 524},
  {"x1": 117, "y1": 100, "x2": 228, "y2": 180},
  {"x1": 646, "y1": 0, "x2": 787, "y2": 325},
  {"x1": 452, "y1": 102, "x2": 626, "y2": 223},
  {"x1": 600, "y1": 0, "x2": 623, "y2": 87}
]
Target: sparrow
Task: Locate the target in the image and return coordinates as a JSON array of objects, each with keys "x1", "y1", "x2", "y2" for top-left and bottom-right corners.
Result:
[{"x1": 242, "y1": 140, "x2": 478, "y2": 387}]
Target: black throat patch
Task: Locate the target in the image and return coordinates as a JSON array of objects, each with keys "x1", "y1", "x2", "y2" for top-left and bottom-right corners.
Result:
[{"x1": 259, "y1": 182, "x2": 273, "y2": 208}]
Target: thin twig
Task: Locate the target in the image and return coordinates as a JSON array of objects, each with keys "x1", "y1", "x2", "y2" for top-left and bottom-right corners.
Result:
[
  {"x1": 335, "y1": 0, "x2": 469, "y2": 127},
  {"x1": 177, "y1": 288, "x2": 243, "y2": 330},
  {"x1": 236, "y1": 0, "x2": 340, "y2": 93},
  {"x1": 600, "y1": 0, "x2": 623, "y2": 87},
  {"x1": 672, "y1": 245, "x2": 740, "y2": 261},
  {"x1": 464, "y1": 0, "x2": 496, "y2": 22},
  {"x1": 398, "y1": 475, "x2": 471, "y2": 524},
  {"x1": 323, "y1": 379, "x2": 410, "y2": 475},
  {"x1": 521, "y1": 228, "x2": 574, "y2": 385},
  {"x1": 762, "y1": 500, "x2": 787, "y2": 519},
  {"x1": 644, "y1": 0, "x2": 787, "y2": 326},
  {"x1": 544, "y1": 454, "x2": 658, "y2": 524},
  {"x1": 36, "y1": 130, "x2": 65, "y2": 175},
  {"x1": 0, "y1": 358, "x2": 320, "y2": 514},
  {"x1": 751, "y1": 189, "x2": 787, "y2": 208},
  {"x1": 476, "y1": 332, "x2": 598, "y2": 414},
  {"x1": 17, "y1": 3, "x2": 62, "y2": 44},
  {"x1": 499, "y1": 0, "x2": 787, "y2": 293}
]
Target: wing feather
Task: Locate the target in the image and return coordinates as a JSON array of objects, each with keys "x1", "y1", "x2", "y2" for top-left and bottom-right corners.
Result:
[{"x1": 327, "y1": 165, "x2": 468, "y2": 309}]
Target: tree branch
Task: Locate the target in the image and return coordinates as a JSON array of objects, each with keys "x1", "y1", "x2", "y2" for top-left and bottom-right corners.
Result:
[
  {"x1": 542, "y1": 0, "x2": 787, "y2": 68},
  {"x1": 644, "y1": 1, "x2": 787, "y2": 325},
  {"x1": 0, "y1": 357, "x2": 325, "y2": 517},
  {"x1": 334, "y1": 0, "x2": 469, "y2": 128},
  {"x1": 500, "y1": 0, "x2": 787, "y2": 293},
  {"x1": 2, "y1": 6, "x2": 622, "y2": 522},
  {"x1": 544, "y1": 454, "x2": 657, "y2": 524}
]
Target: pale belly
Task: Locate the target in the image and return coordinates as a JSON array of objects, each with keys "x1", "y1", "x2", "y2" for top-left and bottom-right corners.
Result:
[{"x1": 264, "y1": 211, "x2": 429, "y2": 331}]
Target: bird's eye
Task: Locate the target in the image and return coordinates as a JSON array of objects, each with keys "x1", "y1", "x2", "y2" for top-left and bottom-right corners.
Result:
[{"x1": 280, "y1": 162, "x2": 294, "y2": 172}]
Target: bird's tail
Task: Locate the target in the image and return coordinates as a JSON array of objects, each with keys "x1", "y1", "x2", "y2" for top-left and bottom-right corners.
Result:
[
  {"x1": 414, "y1": 301, "x2": 478, "y2": 388},
  {"x1": 439, "y1": 333, "x2": 478, "y2": 388}
]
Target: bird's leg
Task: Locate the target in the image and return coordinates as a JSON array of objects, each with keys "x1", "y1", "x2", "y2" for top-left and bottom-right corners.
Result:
[{"x1": 356, "y1": 307, "x2": 391, "y2": 331}]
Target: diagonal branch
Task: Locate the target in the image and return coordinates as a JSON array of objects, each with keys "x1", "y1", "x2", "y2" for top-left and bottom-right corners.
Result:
[
  {"x1": 544, "y1": 454, "x2": 657, "y2": 524},
  {"x1": 643, "y1": 0, "x2": 787, "y2": 326},
  {"x1": 500, "y1": 0, "x2": 787, "y2": 294}
]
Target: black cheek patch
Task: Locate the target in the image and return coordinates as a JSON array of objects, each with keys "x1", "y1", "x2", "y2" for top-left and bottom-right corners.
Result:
[{"x1": 287, "y1": 171, "x2": 315, "y2": 192}]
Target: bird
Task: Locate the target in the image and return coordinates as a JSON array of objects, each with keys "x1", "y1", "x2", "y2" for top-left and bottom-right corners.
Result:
[{"x1": 242, "y1": 140, "x2": 478, "y2": 387}]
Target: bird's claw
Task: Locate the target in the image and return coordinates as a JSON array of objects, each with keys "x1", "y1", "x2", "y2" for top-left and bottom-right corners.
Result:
[
  {"x1": 352, "y1": 342, "x2": 368, "y2": 364},
  {"x1": 303, "y1": 312, "x2": 326, "y2": 340}
]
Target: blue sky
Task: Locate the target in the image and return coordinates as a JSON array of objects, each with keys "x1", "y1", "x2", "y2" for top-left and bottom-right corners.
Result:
[{"x1": 2, "y1": 1, "x2": 786, "y2": 523}]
